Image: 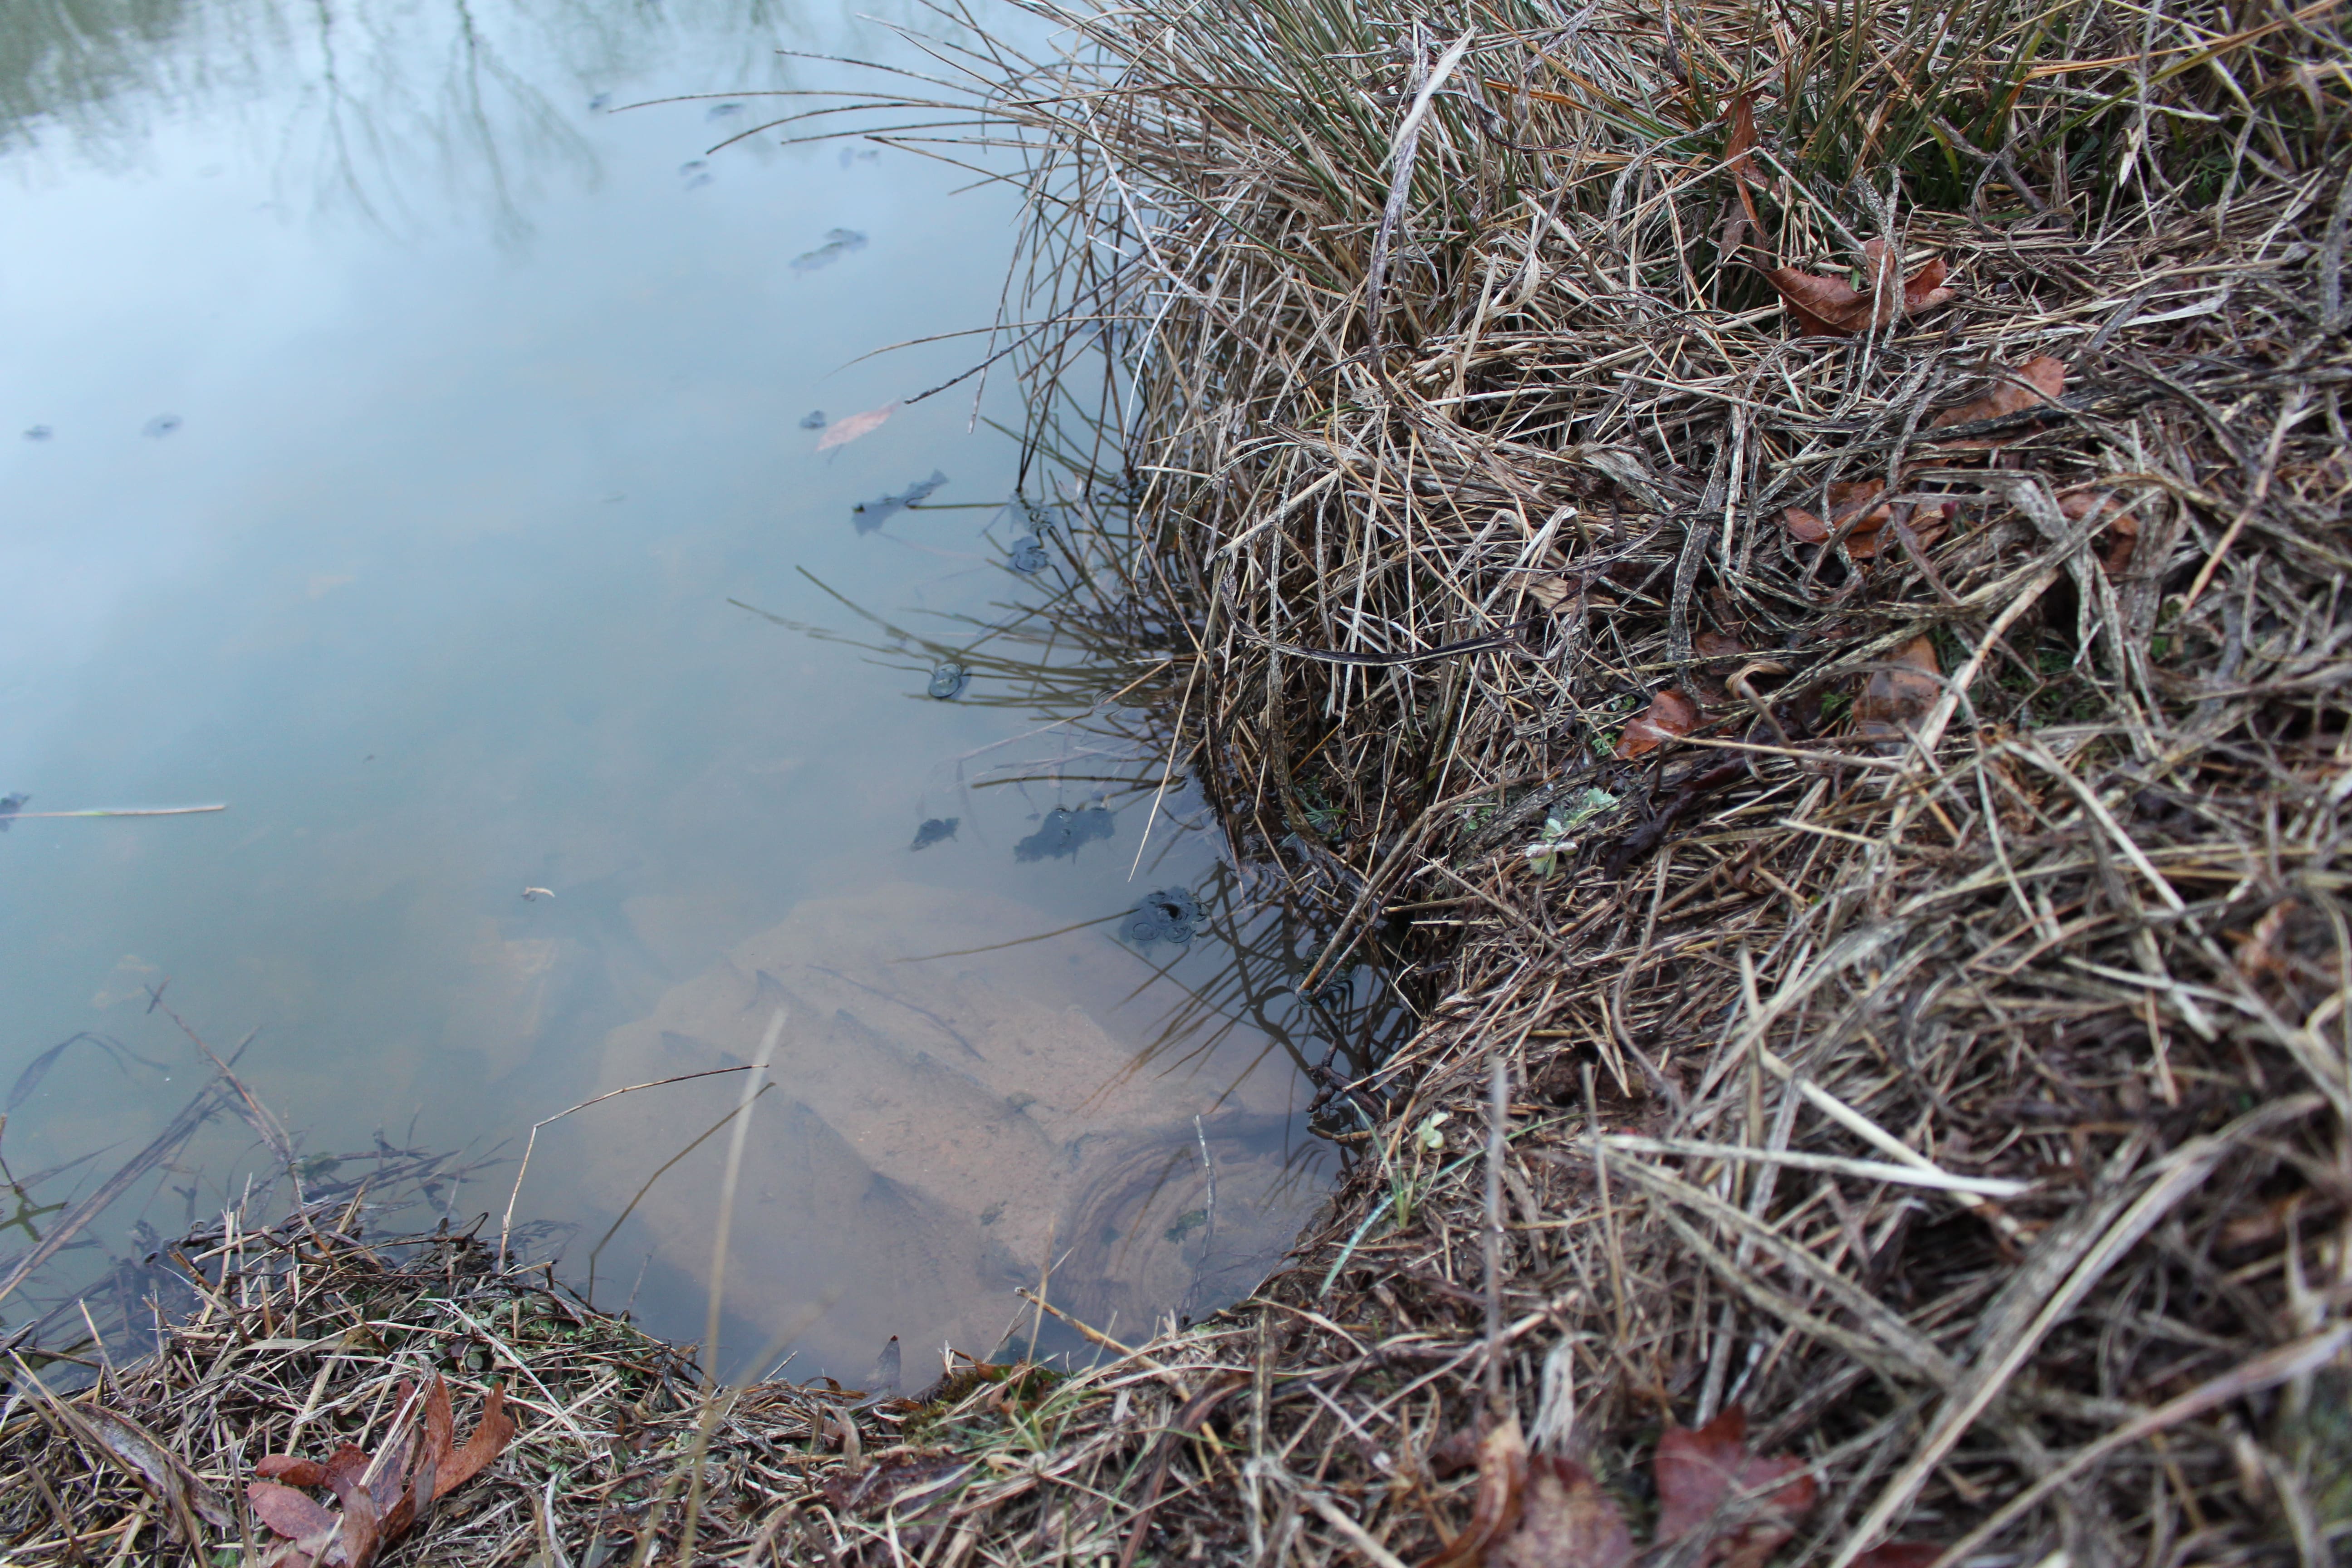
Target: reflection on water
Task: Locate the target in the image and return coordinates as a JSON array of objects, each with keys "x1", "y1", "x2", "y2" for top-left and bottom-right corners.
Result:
[{"x1": 0, "y1": 0, "x2": 1385, "y2": 1378}]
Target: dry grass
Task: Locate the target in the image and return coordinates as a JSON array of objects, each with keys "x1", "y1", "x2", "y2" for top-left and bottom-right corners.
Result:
[{"x1": 8, "y1": 0, "x2": 2352, "y2": 1561}]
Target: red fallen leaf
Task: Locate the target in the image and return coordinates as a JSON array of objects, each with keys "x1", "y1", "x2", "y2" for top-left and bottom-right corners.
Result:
[
  {"x1": 325, "y1": 1465, "x2": 383, "y2": 1568},
  {"x1": 435, "y1": 1382, "x2": 515, "y2": 1495},
  {"x1": 1653, "y1": 1406, "x2": 1818, "y2": 1568},
  {"x1": 1852, "y1": 1546, "x2": 1943, "y2": 1568},
  {"x1": 1767, "y1": 240, "x2": 1952, "y2": 336},
  {"x1": 1613, "y1": 687, "x2": 1700, "y2": 759},
  {"x1": 1854, "y1": 636, "x2": 1942, "y2": 752},
  {"x1": 1487, "y1": 1454, "x2": 1635, "y2": 1568},
  {"x1": 1930, "y1": 355, "x2": 2065, "y2": 445},
  {"x1": 248, "y1": 1479, "x2": 338, "y2": 1542},
  {"x1": 1419, "y1": 1413, "x2": 1525, "y2": 1568},
  {"x1": 255, "y1": 1455, "x2": 331, "y2": 1488}
]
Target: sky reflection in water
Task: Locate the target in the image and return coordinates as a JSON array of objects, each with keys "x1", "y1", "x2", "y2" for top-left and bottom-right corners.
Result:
[{"x1": 0, "y1": 0, "x2": 1346, "y2": 1376}]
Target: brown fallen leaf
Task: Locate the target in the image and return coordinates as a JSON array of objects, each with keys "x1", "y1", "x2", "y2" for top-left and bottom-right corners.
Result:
[
  {"x1": 71, "y1": 1404, "x2": 235, "y2": 1536},
  {"x1": 1419, "y1": 1412, "x2": 1525, "y2": 1568},
  {"x1": 1784, "y1": 478, "x2": 1893, "y2": 558},
  {"x1": 1722, "y1": 92, "x2": 1764, "y2": 189},
  {"x1": 2058, "y1": 487, "x2": 2141, "y2": 574},
  {"x1": 1613, "y1": 687, "x2": 1700, "y2": 759},
  {"x1": 1854, "y1": 636, "x2": 1942, "y2": 752},
  {"x1": 814, "y1": 400, "x2": 898, "y2": 451},
  {"x1": 1694, "y1": 630, "x2": 1746, "y2": 662},
  {"x1": 435, "y1": 1382, "x2": 515, "y2": 1494},
  {"x1": 1766, "y1": 240, "x2": 1952, "y2": 336},
  {"x1": 1487, "y1": 1454, "x2": 1636, "y2": 1568},
  {"x1": 1652, "y1": 1406, "x2": 1818, "y2": 1568},
  {"x1": 1930, "y1": 355, "x2": 2066, "y2": 445},
  {"x1": 1524, "y1": 575, "x2": 1576, "y2": 613},
  {"x1": 247, "y1": 1479, "x2": 338, "y2": 1545}
]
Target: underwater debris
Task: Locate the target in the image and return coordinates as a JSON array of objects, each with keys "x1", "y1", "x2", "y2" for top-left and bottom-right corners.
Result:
[
  {"x1": 1008, "y1": 535, "x2": 1049, "y2": 573},
  {"x1": 926, "y1": 661, "x2": 970, "y2": 700},
  {"x1": 142, "y1": 415, "x2": 180, "y2": 438},
  {"x1": 910, "y1": 817, "x2": 959, "y2": 850},
  {"x1": 679, "y1": 159, "x2": 706, "y2": 175},
  {"x1": 23, "y1": 425, "x2": 51, "y2": 441},
  {"x1": 790, "y1": 228, "x2": 868, "y2": 273},
  {"x1": 1122, "y1": 885, "x2": 1201, "y2": 944},
  {"x1": 0, "y1": 794, "x2": 24, "y2": 830},
  {"x1": 853, "y1": 470, "x2": 949, "y2": 533},
  {"x1": 799, "y1": 409, "x2": 827, "y2": 430},
  {"x1": 839, "y1": 146, "x2": 880, "y2": 168},
  {"x1": 586, "y1": 92, "x2": 610, "y2": 111},
  {"x1": 706, "y1": 101, "x2": 745, "y2": 119},
  {"x1": 1013, "y1": 804, "x2": 1114, "y2": 862}
]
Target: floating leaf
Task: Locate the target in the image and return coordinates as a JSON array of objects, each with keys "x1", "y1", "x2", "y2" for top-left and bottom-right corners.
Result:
[
  {"x1": 1488, "y1": 1454, "x2": 1635, "y2": 1568},
  {"x1": 1854, "y1": 636, "x2": 1942, "y2": 752},
  {"x1": 815, "y1": 401, "x2": 897, "y2": 451},
  {"x1": 1653, "y1": 1406, "x2": 1817, "y2": 1568},
  {"x1": 1766, "y1": 240, "x2": 1952, "y2": 336},
  {"x1": 1613, "y1": 688, "x2": 1700, "y2": 759},
  {"x1": 1930, "y1": 355, "x2": 2066, "y2": 445},
  {"x1": 853, "y1": 469, "x2": 950, "y2": 533}
]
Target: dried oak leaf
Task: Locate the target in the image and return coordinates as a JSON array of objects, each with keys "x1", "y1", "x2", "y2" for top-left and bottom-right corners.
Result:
[
  {"x1": 436, "y1": 1382, "x2": 515, "y2": 1494},
  {"x1": 1853, "y1": 636, "x2": 1942, "y2": 752},
  {"x1": 1420, "y1": 1413, "x2": 1526, "y2": 1568},
  {"x1": 1613, "y1": 688, "x2": 1700, "y2": 760},
  {"x1": 1653, "y1": 1406, "x2": 1818, "y2": 1568},
  {"x1": 1930, "y1": 355, "x2": 2065, "y2": 446},
  {"x1": 247, "y1": 1480, "x2": 338, "y2": 1544},
  {"x1": 1695, "y1": 630, "x2": 1747, "y2": 662},
  {"x1": 1486, "y1": 1454, "x2": 1635, "y2": 1568},
  {"x1": 1767, "y1": 240, "x2": 1951, "y2": 336},
  {"x1": 1784, "y1": 478, "x2": 1893, "y2": 558}
]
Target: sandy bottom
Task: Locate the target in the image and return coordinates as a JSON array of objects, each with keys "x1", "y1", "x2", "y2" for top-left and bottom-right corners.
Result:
[{"x1": 587, "y1": 882, "x2": 1321, "y2": 1380}]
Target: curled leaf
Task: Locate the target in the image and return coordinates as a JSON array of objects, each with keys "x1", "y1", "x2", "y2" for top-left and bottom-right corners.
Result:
[
  {"x1": 1488, "y1": 1453, "x2": 1635, "y2": 1568},
  {"x1": 1613, "y1": 688, "x2": 1700, "y2": 759},
  {"x1": 1854, "y1": 636, "x2": 1942, "y2": 752},
  {"x1": 1723, "y1": 92, "x2": 1765, "y2": 190},
  {"x1": 1930, "y1": 355, "x2": 2066, "y2": 445},
  {"x1": 255, "y1": 1455, "x2": 331, "y2": 1488},
  {"x1": 1767, "y1": 240, "x2": 1951, "y2": 336},
  {"x1": 1418, "y1": 1413, "x2": 1525, "y2": 1568},
  {"x1": 1653, "y1": 1406, "x2": 1818, "y2": 1568}
]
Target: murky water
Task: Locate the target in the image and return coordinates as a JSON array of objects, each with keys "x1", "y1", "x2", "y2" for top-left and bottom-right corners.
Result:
[{"x1": 0, "y1": 0, "x2": 1345, "y2": 1377}]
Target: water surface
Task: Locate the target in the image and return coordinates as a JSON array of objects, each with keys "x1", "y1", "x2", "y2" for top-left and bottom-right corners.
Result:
[{"x1": 0, "y1": 0, "x2": 1341, "y2": 1376}]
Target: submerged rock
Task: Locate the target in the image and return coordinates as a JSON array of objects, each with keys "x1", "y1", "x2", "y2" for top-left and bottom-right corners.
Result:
[
  {"x1": 799, "y1": 410, "x2": 827, "y2": 430},
  {"x1": 910, "y1": 817, "x2": 959, "y2": 851}
]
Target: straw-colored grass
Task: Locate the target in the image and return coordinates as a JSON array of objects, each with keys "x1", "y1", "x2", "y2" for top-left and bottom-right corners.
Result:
[{"x1": 7, "y1": 0, "x2": 2349, "y2": 1561}]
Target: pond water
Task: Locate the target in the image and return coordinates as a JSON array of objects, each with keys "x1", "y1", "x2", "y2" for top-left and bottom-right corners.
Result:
[{"x1": 0, "y1": 0, "x2": 1348, "y2": 1379}]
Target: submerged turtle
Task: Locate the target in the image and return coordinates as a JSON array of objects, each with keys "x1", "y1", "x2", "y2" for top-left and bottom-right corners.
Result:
[{"x1": 583, "y1": 882, "x2": 1313, "y2": 1375}]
